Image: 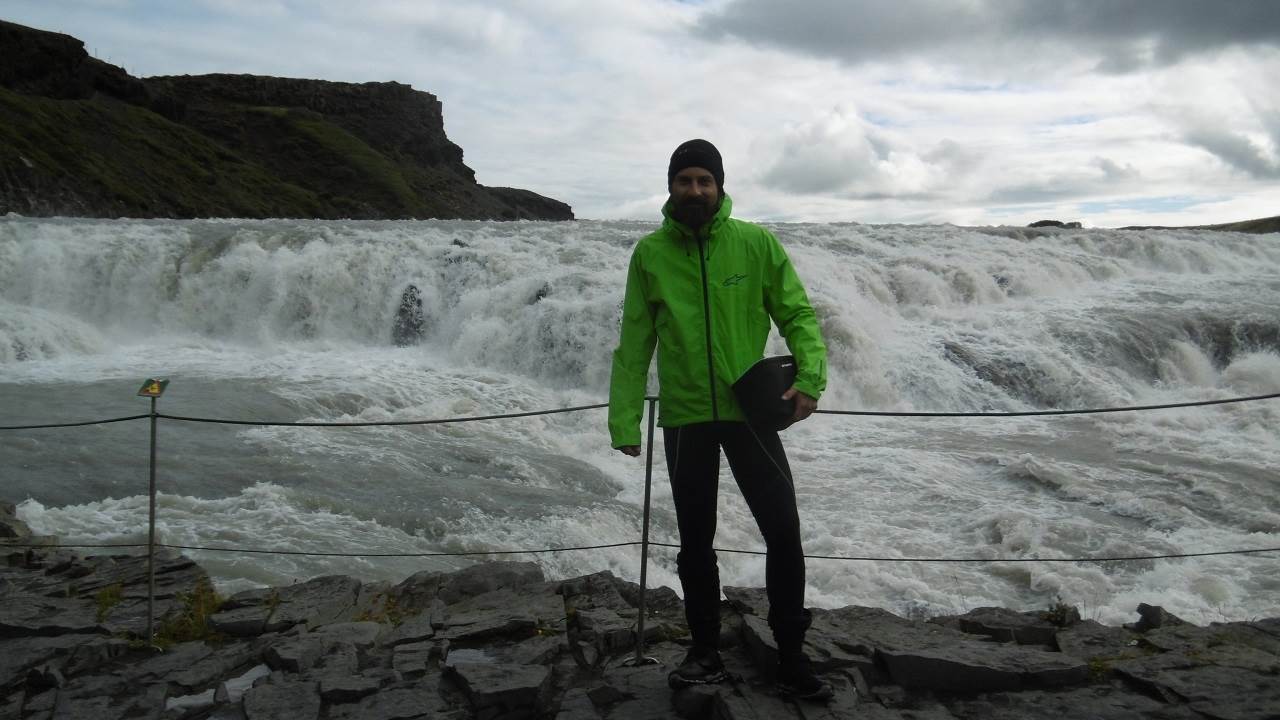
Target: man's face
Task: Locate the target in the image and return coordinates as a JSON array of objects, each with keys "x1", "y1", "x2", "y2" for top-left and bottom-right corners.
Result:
[{"x1": 669, "y1": 166, "x2": 719, "y2": 229}]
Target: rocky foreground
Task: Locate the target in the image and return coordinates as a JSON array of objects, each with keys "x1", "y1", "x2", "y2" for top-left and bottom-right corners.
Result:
[{"x1": 2, "y1": 520, "x2": 1278, "y2": 718}]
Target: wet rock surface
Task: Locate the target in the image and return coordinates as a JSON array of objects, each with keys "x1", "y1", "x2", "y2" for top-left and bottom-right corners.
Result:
[{"x1": 1, "y1": 528, "x2": 1277, "y2": 718}]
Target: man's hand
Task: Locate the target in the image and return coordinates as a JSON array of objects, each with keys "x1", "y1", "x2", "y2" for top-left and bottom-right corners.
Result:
[
  {"x1": 781, "y1": 387, "x2": 818, "y2": 424},
  {"x1": 617, "y1": 445, "x2": 641, "y2": 457}
]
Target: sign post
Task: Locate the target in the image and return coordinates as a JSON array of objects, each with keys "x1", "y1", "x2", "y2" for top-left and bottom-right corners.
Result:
[
  {"x1": 623, "y1": 397, "x2": 660, "y2": 667},
  {"x1": 137, "y1": 378, "x2": 168, "y2": 642}
]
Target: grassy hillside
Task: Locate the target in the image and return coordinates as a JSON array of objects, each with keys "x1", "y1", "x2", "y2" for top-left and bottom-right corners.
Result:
[
  {"x1": 0, "y1": 87, "x2": 325, "y2": 217},
  {"x1": 174, "y1": 102, "x2": 522, "y2": 220},
  {"x1": 1198, "y1": 216, "x2": 1280, "y2": 234},
  {"x1": 1119, "y1": 215, "x2": 1280, "y2": 234}
]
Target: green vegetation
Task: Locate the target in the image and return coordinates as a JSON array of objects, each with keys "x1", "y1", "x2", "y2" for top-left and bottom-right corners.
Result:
[
  {"x1": 1199, "y1": 215, "x2": 1280, "y2": 234},
  {"x1": 1120, "y1": 215, "x2": 1280, "y2": 234},
  {"x1": 0, "y1": 87, "x2": 320, "y2": 218},
  {"x1": 356, "y1": 589, "x2": 414, "y2": 626},
  {"x1": 287, "y1": 111, "x2": 421, "y2": 211},
  {"x1": 153, "y1": 577, "x2": 225, "y2": 648},
  {"x1": 1040, "y1": 596, "x2": 1082, "y2": 628},
  {"x1": 94, "y1": 583, "x2": 124, "y2": 623},
  {"x1": 1087, "y1": 656, "x2": 1114, "y2": 682}
]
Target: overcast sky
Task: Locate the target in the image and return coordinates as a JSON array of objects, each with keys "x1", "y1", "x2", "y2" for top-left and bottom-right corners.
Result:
[{"x1": 8, "y1": 0, "x2": 1279, "y2": 225}]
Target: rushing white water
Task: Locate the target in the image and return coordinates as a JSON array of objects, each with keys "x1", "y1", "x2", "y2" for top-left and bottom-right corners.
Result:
[{"x1": 2, "y1": 216, "x2": 1278, "y2": 624}]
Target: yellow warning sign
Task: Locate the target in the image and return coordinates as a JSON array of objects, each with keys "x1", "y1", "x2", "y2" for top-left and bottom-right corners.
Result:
[{"x1": 137, "y1": 378, "x2": 169, "y2": 398}]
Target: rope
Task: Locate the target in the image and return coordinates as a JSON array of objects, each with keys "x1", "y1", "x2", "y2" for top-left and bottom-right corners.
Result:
[
  {"x1": 3, "y1": 392, "x2": 1277, "y2": 567},
  {"x1": 0, "y1": 414, "x2": 150, "y2": 431},
  {"x1": 816, "y1": 392, "x2": 1280, "y2": 418},
  {"x1": 0, "y1": 542, "x2": 148, "y2": 549},
  {"x1": 8, "y1": 539, "x2": 1276, "y2": 564},
  {"x1": 3, "y1": 393, "x2": 1276, "y2": 430},
  {"x1": 156, "y1": 403, "x2": 608, "y2": 427},
  {"x1": 154, "y1": 541, "x2": 641, "y2": 557},
  {"x1": 649, "y1": 541, "x2": 1280, "y2": 563}
]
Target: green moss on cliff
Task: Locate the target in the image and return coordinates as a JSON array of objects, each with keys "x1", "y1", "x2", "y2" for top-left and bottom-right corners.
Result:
[
  {"x1": 0, "y1": 87, "x2": 325, "y2": 217},
  {"x1": 287, "y1": 112, "x2": 420, "y2": 208},
  {"x1": 1202, "y1": 216, "x2": 1280, "y2": 234}
]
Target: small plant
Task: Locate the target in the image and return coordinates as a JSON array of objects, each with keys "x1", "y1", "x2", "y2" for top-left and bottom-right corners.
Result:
[
  {"x1": 95, "y1": 583, "x2": 124, "y2": 623},
  {"x1": 1041, "y1": 596, "x2": 1081, "y2": 628},
  {"x1": 1087, "y1": 657, "x2": 1113, "y2": 681},
  {"x1": 153, "y1": 578, "x2": 225, "y2": 648},
  {"x1": 356, "y1": 590, "x2": 412, "y2": 626}
]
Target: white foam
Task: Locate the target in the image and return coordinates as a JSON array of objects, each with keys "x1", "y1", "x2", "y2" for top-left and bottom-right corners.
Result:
[{"x1": 4, "y1": 217, "x2": 1279, "y2": 622}]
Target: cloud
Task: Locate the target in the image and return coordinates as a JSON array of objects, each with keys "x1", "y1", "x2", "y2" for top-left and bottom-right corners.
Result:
[
  {"x1": 1185, "y1": 127, "x2": 1280, "y2": 179},
  {"x1": 1095, "y1": 157, "x2": 1140, "y2": 182},
  {"x1": 758, "y1": 108, "x2": 884, "y2": 194},
  {"x1": 755, "y1": 106, "x2": 970, "y2": 200},
  {"x1": 698, "y1": 0, "x2": 1280, "y2": 74}
]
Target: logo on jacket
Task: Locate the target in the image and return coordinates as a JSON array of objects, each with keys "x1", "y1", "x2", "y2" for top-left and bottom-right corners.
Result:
[{"x1": 722, "y1": 273, "x2": 748, "y2": 287}]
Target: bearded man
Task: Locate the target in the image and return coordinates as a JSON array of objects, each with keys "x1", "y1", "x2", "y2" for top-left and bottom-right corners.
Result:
[{"x1": 608, "y1": 139, "x2": 832, "y2": 701}]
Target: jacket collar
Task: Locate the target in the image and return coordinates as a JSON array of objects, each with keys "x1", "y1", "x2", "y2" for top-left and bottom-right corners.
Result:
[{"x1": 661, "y1": 193, "x2": 734, "y2": 241}]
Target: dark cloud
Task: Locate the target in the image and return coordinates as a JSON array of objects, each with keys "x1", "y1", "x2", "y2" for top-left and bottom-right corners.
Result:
[
  {"x1": 697, "y1": 0, "x2": 1280, "y2": 72},
  {"x1": 758, "y1": 111, "x2": 888, "y2": 194},
  {"x1": 759, "y1": 113, "x2": 990, "y2": 198},
  {"x1": 1185, "y1": 127, "x2": 1280, "y2": 179},
  {"x1": 1095, "y1": 157, "x2": 1140, "y2": 182},
  {"x1": 985, "y1": 181, "x2": 1095, "y2": 205},
  {"x1": 925, "y1": 139, "x2": 984, "y2": 175},
  {"x1": 761, "y1": 141, "x2": 878, "y2": 194},
  {"x1": 984, "y1": 158, "x2": 1144, "y2": 204}
]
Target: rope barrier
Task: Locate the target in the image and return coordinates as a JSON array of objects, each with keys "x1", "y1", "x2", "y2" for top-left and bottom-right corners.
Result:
[
  {"x1": 155, "y1": 403, "x2": 609, "y2": 427},
  {"x1": 0, "y1": 413, "x2": 150, "y2": 431},
  {"x1": 815, "y1": 392, "x2": 1280, "y2": 417},
  {"x1": 152, "y1": 541, "x2": 641, "y2": 557},
  {"x1": 1, "y1": 542, "x2": 148, "y2": 549},
  {"x1": 650, "y1": 541, "x2": 1280, "y2": 563},
  {"x1": 2, "y1": 387, "x2": 1276, "y2": 621},
  {"x1": 7, "y1": 539, "x2": 1276, "y2": 564},
  {"x1": 3, "y1": 392, "x2": 1276, "y2": 431}
]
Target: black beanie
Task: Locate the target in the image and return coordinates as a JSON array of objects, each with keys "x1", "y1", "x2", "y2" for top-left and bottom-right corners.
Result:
[{"x1": 668, "y1": 139, "x2": 724, "y2": 190}]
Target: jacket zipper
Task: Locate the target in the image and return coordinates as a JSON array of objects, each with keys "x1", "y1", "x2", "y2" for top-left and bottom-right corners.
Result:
[{"x1": 696, "y1": 233, "x2": 719, "y2": 420}]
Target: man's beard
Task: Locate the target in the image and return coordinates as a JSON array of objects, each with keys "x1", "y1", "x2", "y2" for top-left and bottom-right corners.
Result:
[{"x1": 671, "y1": 194, "x2": 718, "y2": 229}]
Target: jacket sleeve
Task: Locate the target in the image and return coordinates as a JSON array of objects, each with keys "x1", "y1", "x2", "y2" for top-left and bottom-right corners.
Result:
[
  {"x1": 762, "y1": 232, "x2": 827, "y2": 401},
  {"x1": 608, "y1": 248, "x2": 657, "y2": 447}
]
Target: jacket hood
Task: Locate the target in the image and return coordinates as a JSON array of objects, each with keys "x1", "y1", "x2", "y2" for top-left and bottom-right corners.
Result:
[{"x1": 661, "y1": 193, "x2": 734, "y2": 239}]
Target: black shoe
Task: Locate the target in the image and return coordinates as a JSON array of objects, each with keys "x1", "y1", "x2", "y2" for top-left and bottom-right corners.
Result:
[
  {"x1": 777, "y1": 654, "x2": 833, "y2": 701},
  {"x1": 667, "y1": 646, "x2": 728, "y2": 688}
]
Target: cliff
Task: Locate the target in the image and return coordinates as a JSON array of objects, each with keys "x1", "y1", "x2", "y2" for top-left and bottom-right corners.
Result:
[{"x1": 0, "y1": 20, "x2": 572, "y2": 220}]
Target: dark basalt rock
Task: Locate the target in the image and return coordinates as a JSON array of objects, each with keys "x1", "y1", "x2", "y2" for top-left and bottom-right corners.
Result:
[
  {"x1": 0, "y1": 20, "x2": 151, "y2": 105},
  {"x1": 391, "y1": 284, "x2": 426, "y2": 347},
  {"x1": 2, "y1": 539, "x2": 1278, "y2": 719},
  {"x1": 954, "y1": 606, "x2": 1064, "y2": 646}
]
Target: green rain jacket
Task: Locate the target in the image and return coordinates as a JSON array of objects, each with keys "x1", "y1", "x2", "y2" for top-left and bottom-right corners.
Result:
[{"x1": 608, "y1": 194, "x2": 827, "y2": 447}]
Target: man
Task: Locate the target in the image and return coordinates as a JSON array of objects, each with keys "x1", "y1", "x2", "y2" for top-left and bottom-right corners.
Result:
[{"x1": 608, "y1": 139, "x2": 832, "y2": 701}]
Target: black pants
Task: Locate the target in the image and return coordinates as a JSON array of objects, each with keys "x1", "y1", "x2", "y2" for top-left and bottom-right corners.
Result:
[{"x1": 663, "y1": 421, "x2": 806, "y2": 651}]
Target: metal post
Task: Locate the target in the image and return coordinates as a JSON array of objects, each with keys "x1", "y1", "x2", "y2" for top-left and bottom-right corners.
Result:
[
  {"x1": 625, "y1": 397, "x2": 660, "y2": 666},
  {"x1": 146, "y1": 395, "x2": 157, "y2": 641}
]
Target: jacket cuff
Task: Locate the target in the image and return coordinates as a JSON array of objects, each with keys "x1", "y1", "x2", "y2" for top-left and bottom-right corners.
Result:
[
  {"x1": 792, "y1": 379, "x2": 823, "y2": 402},
  {"x1": 610, "y1": 428, "x2": 642, "y2": 448}
]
